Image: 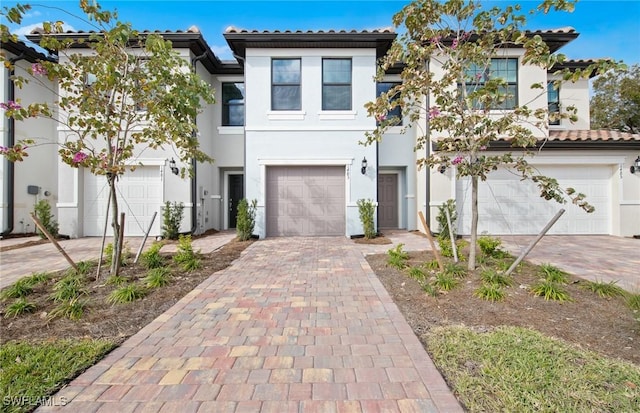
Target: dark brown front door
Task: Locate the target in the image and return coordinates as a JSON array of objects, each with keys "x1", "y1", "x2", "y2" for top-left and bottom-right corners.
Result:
[
  {"x1": 228, "y1": 174, "x2": 244, "y2": 228},
  {"x1": 378, "y1": 174, "x2": 398, "y2": 229}
]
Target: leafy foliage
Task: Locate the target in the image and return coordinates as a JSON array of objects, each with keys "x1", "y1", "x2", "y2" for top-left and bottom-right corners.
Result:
[
  {"x1": 477, "y1": 235, "x2": 502, "y2": 257},
  {"x1": 0, "y1": 279, "x2": 34, "y2": 301},
  {"x1": 436, "y1": 199, "x2": 457, "y2": 240},
  {"x1": 49, "y1": 297, "x2": 87, "y2": 321},
  {"x1": 173, "y1": 234, "x2": 201, "y2": 271},
  {"x1": 480, "y1": 269, "x2": 513, "y2": 287},
  {"x1": 590, "y1": 64, "x2": 639, "y2": 133},
  {"x1": 474, "y1": 283, "x2": 506, "y2": 302},
  {"x1": 387, "y1": 243, "x2": 409, "y2": 269},
  {"x1": 162, "y1": 202, "x2": 184, "y2": 240},
  {"x1": 357, "y1": 199, "x2": 377, "y2": 239},
  {"x1": 443, "y1": 262, "x2": 467, "y2": 278},
  {"x1": 49, "y1": 276, "x2": 86, "y2": 303},
  {"x1": 33, "y1": 199, "x2": 58, "y2": 239},
  {"x1": 531, "y1": 280, "x2": 571, "y2": 302},
  {"x1": 626, "y1": 293, "x2": 640, "y2": 311},
  {"x1": 539, "y1": 263, "x2": 569, "y2": 283},
  {"x1": 4, "y1": 298, "x2": 36, "y2": 318},
  {"x1": 107, "y1": 284, "x2": 147, "y2": 304},
  {"x1": 407, "y1": 266, "x2": 426, "y2": 281},
  {"x1": 580, "y1": 280, "x2": 626, "y2": 298},
  {"x1": 141, "y1": 242, "x2": 165, "y2": 269},
  {"x1": 236, "y1": 198, "x2": 257, "y2": 241},
  {"x1": 143, "y1": 267, "x2": 172, "y2": 288},
  {"x1": 434, "y1": 272, "x2": 459, "y2": 291}
]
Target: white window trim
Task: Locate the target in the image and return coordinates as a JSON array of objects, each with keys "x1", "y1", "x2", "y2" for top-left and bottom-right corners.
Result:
[
  {"x1": 267, "y1": 110, "x2": 306, "y2": 120},
  {"x1": 217, "y1": 126, "x2": 245, "y2": 135},
  {"x1": 318, "y1": 110, "x2": 357, "y2": 120}
]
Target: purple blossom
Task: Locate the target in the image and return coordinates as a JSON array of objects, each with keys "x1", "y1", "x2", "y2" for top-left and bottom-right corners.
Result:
[
  {"x1": 452, "y1": 155, "x2": 464, "y2": 165},
  {"x1": 376, "y1": 113, "x2": 387, "y2": 122},
  {"x1": 430, "y1": 35, "x2": 442, "y2": 45},
  {"x1": 31, "y1": 63, "x2": 47, "y2": 76},
  {"x1": 0, "y1": 101, "x2": 22, "y2": 110},
  {"x1": 0, "y1": 146, "x2": 8, "y2": 154},
  {"x1": 451, "y1": 38, "x2": 459, "y2": 49},
  {"x1": 428, "y1": 106, "x2": 441, "y2": 119},
  {"x1": 72, "y1": 152, "x2": 88, "y2": 163},
  {"x1": 479, "y1": 145, "x2": 487, "y2": 151}
]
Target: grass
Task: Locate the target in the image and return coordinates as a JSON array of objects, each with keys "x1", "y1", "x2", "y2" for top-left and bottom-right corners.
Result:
[
  {"x1": 4, "y1": 299, "x2": 37, "y2": 318},
  {"x1": 539, "y1": 263, "x2": 570, "y2": 284},
  {"x1": 106, "y1": 283, "x2": 147, "y2": 304},
  {"x1": 425, "y1": 325, "x2": 640, "y2": 413},
  {"x1": 627, "y1": 293, "x2": 640, "y2": 311},
  {"x1": 531, "y1": 280, "x2": 571, "y2": 302},
  {"x1": 474, "y1": 283, "x2": 506, "y2": 302},
  {"x1": 581, "y1": 280, "x2": 626, "y2": 298},
  {"x1": 407, "y1": 266, "x2": 425, "y2": 281},
  {"x1": 433, "y1": 272, "x2": 459, "y2": 291},
  {"x1": 143, "y1": 267, "x2": 172, "y2": 288},
  {"x1": 0, "y1": 339, "x2": 115, "y2": 413},
  {"x1": 0, "y1": 279, "x2": 34, "y2": 301},
  {"x1": 480, "y1": 269, "x2": 513, "y2": 287},
  {"x1": 49, "y1": 297, "x2": 87, "y2": 321}
]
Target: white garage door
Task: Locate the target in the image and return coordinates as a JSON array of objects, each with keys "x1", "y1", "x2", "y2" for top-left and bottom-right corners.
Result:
[
  {"x1": 457, "y1": 165, "x2": 612, "y2": 235},
  {"x1": 266, "y1": 166, "x2": 345, "y2": 236},
  {"x1": 84, "y1": 167, "x2": 162, "y2": 236}
]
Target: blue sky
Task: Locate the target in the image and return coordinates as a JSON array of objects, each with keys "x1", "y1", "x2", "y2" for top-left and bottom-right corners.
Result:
[{"x1": 3, "y1": 0, "x2": 639, "y2": 65}]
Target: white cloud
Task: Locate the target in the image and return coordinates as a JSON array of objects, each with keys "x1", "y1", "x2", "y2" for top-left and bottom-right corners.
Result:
[
  {"x1": 13, "y1": 22, "x2": 76, "y2": 36},
  {"x1": 23, "y1": 10, "x2": 42, "y2": 19}
]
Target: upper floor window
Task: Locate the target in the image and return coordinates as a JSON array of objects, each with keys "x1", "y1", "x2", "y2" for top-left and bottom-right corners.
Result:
[
  {"x1": 322, "y1": 58, "x2": 352, "y2": 110},
  {"x1": 463, "y1": 58, "x2": 518, "y2": 110},
  {"x1": 272, "y1": 58, "x2": 301, "y2": 110},
  {"x1": 222, "y1": 82, "x2": 245, "y2": 126},
  {"x1": 376, "y1": 82, "x2": 402, "y2": 126},
  {"x1": 547, "y1": 82, "x2": 560, "y2": 125}
]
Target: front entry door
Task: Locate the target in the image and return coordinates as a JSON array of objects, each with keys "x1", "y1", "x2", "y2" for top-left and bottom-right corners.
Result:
[
  {"x1": 378, "y1": 174, "x2": 398, "y2": 229},
  {"x1": 228, "y1": 174, "x2": 244, "y2": 228}
]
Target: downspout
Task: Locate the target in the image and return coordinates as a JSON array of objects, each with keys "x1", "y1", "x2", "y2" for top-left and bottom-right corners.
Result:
[
  {"x1": 189, "y1": 52, "x2": 208, "y2": 234},
  {"x1": 424, "y1": 58, "x2": 431, "y2": 228},
  {"x1": 1, "y1": 53, "x2": 27, "y2": 236}
]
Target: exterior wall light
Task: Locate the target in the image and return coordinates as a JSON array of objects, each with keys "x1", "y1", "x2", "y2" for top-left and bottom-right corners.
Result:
[
  {"x1": 169, "y1": 158, "x2": 179, "y2": 176},
  {"x1": 631, "y1": 156, "x2": 640, "y2": 174},
  {"x1": 361, "y1": 157, "x2": 368, "y2": 175}
]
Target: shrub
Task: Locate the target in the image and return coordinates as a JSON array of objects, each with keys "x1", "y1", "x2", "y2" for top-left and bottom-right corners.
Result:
[
  {"x1": 173, "y1": 235, "x2": 201, "y2": 271},
  {"x1": 143, "y1": 267, "x2": 172, "y2": 288},
  {"x1": 531, "y1": 280, "x2": 571, "y2": 302},
  {"x1": 50, "y1": 276, "x2": 85, "y2": 303},
  {"x1": 539, "y1": 263, "x2": 569, "y2": 284},
  {"x1": 444, "y1": 262, "x2": 467, "y2": 278},
  {"x1": 480, "y1": 269, "x2": 513, "y2": 287},
  {"x1": 4, "y1": 299, "x2": 36, "y2": 318},
  {"x1": 387, "y1": 243, "x2": 409, "y2": 269},
  {"x1": 49, "y1": 297, "x2": 87, "y2": 321},
  {"x1": 407, "y1": 266, "x2": 425, "y2": 281},
  {"x1": 474, "y1": 283, "x2": 506, "y2": 302},
  {"x1": 357, "y1": 199, "x2": 376, "y2": 239},
  {"x1": 477, "y1": 235, "x2": 502, "y2": 256},
  {"x1": 33, "y1": 199, "x2": 58, "y2": 238},
  {"x1": 580, "y1": 280, "x2": 626, "y2": 298},
  {"x1": 436, "y1": 199, "x2": 457, "y2": 240},
  {"x1": 162, "y1": 201, "x2": 184, "y2": 240},
  {"x1": 437, "y1": 237, "x2": 464, "y2": 259},
  {"x1": 434, "y1": 272, "x2": 459, "y2": 291},
  {"x1": 107, "y1": 284, "x2": 147, "y2": 304},
  {"x1": 0, "y1": 279, "x2": 34, "y2": 301},
  {"x1": 236, "y1": 198, "x2": 257, "y2": 241},
  {"x1": 141, "y1": 242, "x2": 165, "y2": 269}
]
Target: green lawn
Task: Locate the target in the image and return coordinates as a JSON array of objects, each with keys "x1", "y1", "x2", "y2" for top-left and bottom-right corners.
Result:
[
  {"x1": 0, "y1": 339, "x2": 115, "y2": 413},
  {"x1": 426, "y1": 325, "x2": 640, "y2": 412}
]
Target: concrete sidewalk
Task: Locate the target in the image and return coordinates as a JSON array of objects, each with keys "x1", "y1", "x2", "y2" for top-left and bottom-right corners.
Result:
[{"x1": 37, "y1": 234, "x2": 462, "y2": 412}]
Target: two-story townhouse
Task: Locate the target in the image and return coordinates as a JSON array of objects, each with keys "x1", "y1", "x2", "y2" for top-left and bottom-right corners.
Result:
[
  {"x1": 425, "y1": 29, "x2": 640, "y2": 237},
  {"x1": 2, "y1": 25, "x2": 639, "y2": 239}
]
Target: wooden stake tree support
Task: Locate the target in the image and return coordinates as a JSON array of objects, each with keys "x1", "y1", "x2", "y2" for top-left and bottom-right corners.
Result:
[
  {"x1": 418, "y1": 211, "x2": 445, "y2": 272},
  {"x1": 30, "y1": 212, "x2": 78, "y2": 271}
]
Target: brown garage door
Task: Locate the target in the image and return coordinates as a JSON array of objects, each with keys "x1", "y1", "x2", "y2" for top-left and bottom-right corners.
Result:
[{"x1": 266, "y1": 166, "x2": 345, "y2": 236}]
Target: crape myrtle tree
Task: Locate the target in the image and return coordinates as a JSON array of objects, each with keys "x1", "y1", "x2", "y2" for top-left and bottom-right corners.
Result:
[
  {"x1": 364, "y1": 0, "x2": 622, "y2": 269},
  {"x1": 590, "y1": 64, "x2": 640, "y2": 133},
  {"x1": 0, "y1": 1, "x2": 215, "y2": 275}
]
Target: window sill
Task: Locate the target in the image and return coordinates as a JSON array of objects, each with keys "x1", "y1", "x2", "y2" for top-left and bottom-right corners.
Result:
[
  {"x1": 217, "y1": 126, "x2": 245, "y2": 135},
  {"x1": 267, "y1": 111, "x2": 306, "y2": 120},
  {"x1": 318, "y1": 110, "x2": 357, "y2": 120}
]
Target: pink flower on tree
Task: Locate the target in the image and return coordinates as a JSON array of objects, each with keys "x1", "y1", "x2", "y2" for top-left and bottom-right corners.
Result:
[
  {"x1": 31, "y1": 63, "x2": 47, "y2": 76},
  {"x1": 72, "y1": 152, "x2": 88, "y2": 163},
  {"x1": 0, "y1": 146, "x2": 8, "y2": 154},
  {"x1": 376, "y1": 113, "x2": 387, "y2": 122},
  {"x1": 428, "y1": 106, "x2": 441, "y2": 119},
  {"x1": 451, "y1": 38, "x2": 459, "y2": 49},
  {"x1": 452, "y1": 155, "x2": 464, "y2": 165},
  {"x1": 0, "y1": 101, "x2": 22, "y2": 110}
]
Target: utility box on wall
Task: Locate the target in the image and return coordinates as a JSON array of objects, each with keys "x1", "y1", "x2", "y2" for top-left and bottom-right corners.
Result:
[{"x1": 27, "y1": 185, "x2": 39, "y2": 195}]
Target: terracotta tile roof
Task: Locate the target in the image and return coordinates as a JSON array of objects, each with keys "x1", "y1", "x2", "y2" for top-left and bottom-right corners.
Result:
[{"x1": 549, "y1": 130, "x2": 640, "y2": 142}]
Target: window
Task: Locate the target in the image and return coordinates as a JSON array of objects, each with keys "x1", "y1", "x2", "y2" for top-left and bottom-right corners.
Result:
[
  {"x1": 463, "y1": 58, "x2": 518, "y2": 110},
  {"x1": 547, "y1": 82, "x2": 560, "y2": 125},
  {"x1": 322, "y1": 58, "x2": 352, "y2": 110},
  {"x1": 376, "y1": 82, "x2": 402, "y2": 126},
  {"x1": 222, "y1": 82, "x2": 245, "y2": 126},
  {"x1": 272, "y1": 58, "x2": 301, "y2": 110}
]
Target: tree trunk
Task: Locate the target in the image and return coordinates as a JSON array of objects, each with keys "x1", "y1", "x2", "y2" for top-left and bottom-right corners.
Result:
[
  {"x1": 468, "y1": 174, "x2": 478, "y2": 270},
  {"x1": 107, "y1": 173, "x2": 122, "y2": 275}
]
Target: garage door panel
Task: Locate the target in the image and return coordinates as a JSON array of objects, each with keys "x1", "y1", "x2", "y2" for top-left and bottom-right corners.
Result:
[
  {"x1": 84, "y1": 167, "x2": 162, "y2": 237},
  {"x1": 267, "y1": 166, "x2": 345, "y2": 236},
  {"x1": 457, "y1": 165, "x2": 611, "y2": 235}
]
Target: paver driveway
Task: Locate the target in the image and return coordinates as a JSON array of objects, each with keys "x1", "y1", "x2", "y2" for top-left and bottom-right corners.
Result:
[{"x1": 38, "y1": 236, "x2": 462, "y2": 413}]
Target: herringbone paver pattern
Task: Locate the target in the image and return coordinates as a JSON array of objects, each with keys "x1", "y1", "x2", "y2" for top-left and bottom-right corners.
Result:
[{"x1": 37, "y1": 235, "x2": 462, "y2": 412}]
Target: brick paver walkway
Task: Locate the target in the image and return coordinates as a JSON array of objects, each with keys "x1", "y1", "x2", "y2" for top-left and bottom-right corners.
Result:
[{"x1": 38, "y1": 236, "x2": 462, "y2": 412}]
